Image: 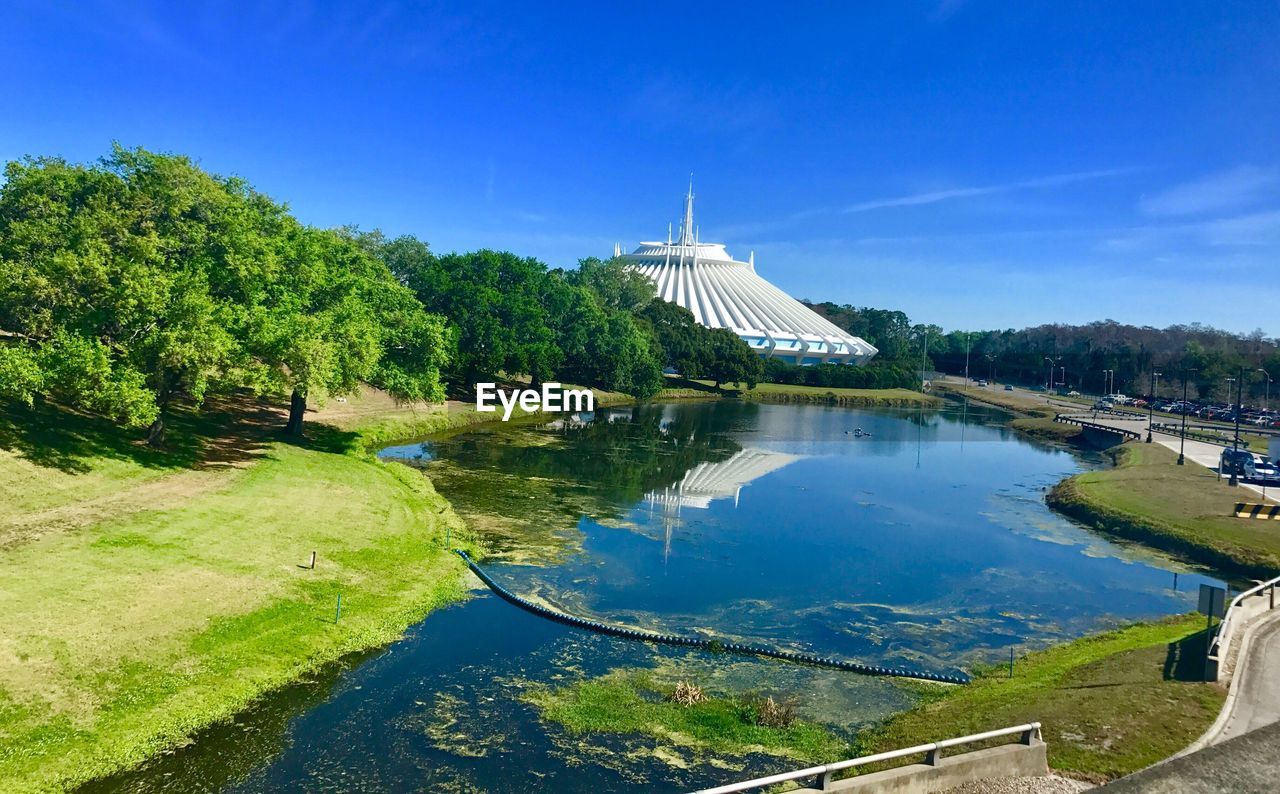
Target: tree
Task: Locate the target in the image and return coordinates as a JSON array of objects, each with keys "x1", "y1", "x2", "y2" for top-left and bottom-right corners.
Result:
[
  {"x1": 376, "y1": 241, "x2": 558, "y2": 390},
  {"x1": 0, "y1": 148, "x2": 450, "y2": 442},
  {"x1": 704, "y1": 328, "x2": 763, "y2": 389},
  {"x1": 0, "y1": 146, "x2": 285, "y2": 443},
  {"x1": 567, "y1": 257, "x2": 656, "y2": 313},
  {"x1": 638, "y1": 298, "x2": 711, "y2": 376},
  {"x1": 590, "y1": 312, "x2": 665, "y2": 398},
  {"x1": 264, "y1": 226, "x2": 449, "y2": 436}
]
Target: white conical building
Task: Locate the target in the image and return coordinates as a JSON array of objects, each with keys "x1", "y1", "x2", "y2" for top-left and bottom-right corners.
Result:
[{"x1": 618, "y1": 183, "x2": 877, "y2": 365}]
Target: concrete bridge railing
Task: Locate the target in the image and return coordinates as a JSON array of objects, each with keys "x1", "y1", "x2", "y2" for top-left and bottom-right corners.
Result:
[{"x1": 690, "y1": 723, "x2": 1045, "y2": 794}]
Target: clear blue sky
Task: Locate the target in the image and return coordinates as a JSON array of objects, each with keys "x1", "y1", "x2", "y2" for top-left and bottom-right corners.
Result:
[{"x1": 3, "y1": 1, "x2": 1278, "y2": 335}]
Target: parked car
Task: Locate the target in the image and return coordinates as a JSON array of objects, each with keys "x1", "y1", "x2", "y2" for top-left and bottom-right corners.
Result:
[
  {"x1": 1005, "y1": 384, "x2": 1015, "y2": 391},
  {"x1": 1094, "y1": 399, "x2": 1114, "y2": 410},
  {"x1": 1218, "y1": 453, "x2": 1259, "y2": 476},
  {"x1": 976, "y1": 379, "x2": 988, "y2": 387}
]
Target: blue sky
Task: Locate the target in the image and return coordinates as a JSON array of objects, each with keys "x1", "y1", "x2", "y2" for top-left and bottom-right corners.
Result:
[{"x1": 3, "y1": 1, "x2": 1278, "y2": 334}]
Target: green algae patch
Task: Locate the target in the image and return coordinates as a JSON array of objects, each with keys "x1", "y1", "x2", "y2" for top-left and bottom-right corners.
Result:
[{"x1": 525, "y1": 669, "x2": 851, "y2": 765}]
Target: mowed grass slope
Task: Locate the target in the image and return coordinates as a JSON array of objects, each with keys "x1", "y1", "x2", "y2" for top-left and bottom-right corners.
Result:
[
  {"x1": 1048, "y1": 443, "x2": 1280, "y2": 576},
  {"x1": 864, "y1": 615, "x2": 1223, "y2": 782},
  {"x1": 0, "y1": 400, "x2": 475, "y2": 792}
]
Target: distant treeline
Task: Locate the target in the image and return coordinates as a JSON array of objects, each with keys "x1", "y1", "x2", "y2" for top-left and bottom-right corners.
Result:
[
  {"x1": 807, "y1": 301, "x2": 1279, "y2": 404},
  {"x1": 0, "y1": 146, "x2": 763, "y2": 443}
]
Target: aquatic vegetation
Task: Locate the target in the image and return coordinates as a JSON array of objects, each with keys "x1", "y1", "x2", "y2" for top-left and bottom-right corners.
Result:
[
  {"x1": 744, "y1": 696, "x2": 796, "y2": 729},
  {"x1": 525, "y1": 669, "x2": 851, "y2": 764},
  {"x1": 668, "y1": 681, "x2": 708, "y2": 706}
]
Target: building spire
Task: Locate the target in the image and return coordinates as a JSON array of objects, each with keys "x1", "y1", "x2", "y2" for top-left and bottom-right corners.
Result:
[{"x1": 678, "y1": 175, "x2": 695, "y2": 247}]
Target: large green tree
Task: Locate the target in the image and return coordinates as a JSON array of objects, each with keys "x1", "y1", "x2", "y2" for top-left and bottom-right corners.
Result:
[
  {"x1": 704, "y1": 328, "x2": 764, "y2": 389},
  {"x1": 638, "y1": 298, "x2": 711, "y2": 377},
  {"x1": 0, "y1": 147, "x2": 450, "y2": 442},
  {"x1": 0, "y1": 147, "x2": 285, "y2": 442}
]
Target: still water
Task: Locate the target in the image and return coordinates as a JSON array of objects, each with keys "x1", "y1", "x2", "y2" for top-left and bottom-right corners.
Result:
[{"x1": 89, "y1": 400, "x2": 1222, "y2": 793}]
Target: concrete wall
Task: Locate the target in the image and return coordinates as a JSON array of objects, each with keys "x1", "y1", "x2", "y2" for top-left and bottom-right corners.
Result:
[{"x1": 796, "y1": 741, "x2": 1048, "y2": 794}]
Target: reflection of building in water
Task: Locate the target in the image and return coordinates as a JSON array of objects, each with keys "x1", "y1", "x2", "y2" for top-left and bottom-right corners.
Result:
[
  {"x1": 644, "y1": 447, "x2": 803, "y2": 510},
  {"x1": 542, "y1": 412, "x2": 594, "y2": 430},
  {"x1": 644, "y1": 447, "x2": 803, "y2": 562}
]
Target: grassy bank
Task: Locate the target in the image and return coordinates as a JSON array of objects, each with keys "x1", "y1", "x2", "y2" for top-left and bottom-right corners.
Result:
[
  {"x1": 0, "y1": 398, "x2": 480, "y2": 792},
  {"x1": 1048, "y1": 443, "x2": 1280, "y2": 577},
  {"x1": 526, "y1": 669, "x2": 850, "y2": 764},
  {"x1": 861, "y1": 614, "x2": 1223, "y2": 782},
  {"x1": 710, "y1": 382, "x2": 943, "y2": 408},
  {"x1": 932, "y1": 383, "x2": 1085, "y2": 443}
]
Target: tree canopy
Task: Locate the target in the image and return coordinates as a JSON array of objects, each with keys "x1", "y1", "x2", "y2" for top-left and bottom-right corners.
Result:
[{"x1": 0, "y1": 146, "x2": 449, "y2": 441}]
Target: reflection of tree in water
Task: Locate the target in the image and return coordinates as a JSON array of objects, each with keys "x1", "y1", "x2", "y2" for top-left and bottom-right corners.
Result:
[{"x1": 408, "y1": 402, "x2": 756, "y2": 562}]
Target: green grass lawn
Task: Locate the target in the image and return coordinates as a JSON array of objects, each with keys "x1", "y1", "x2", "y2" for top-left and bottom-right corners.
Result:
[
  {"x1": 0, "y1": 398, "x2": 479, "y2": 792},
  {"x1": 526, "y1": 669, "x2": 850, "y2": 764},
  {"x1": 1048, "y1": 443, "x2": 1280, "y2": 576},
  {"x1": 863, "y1": 615, "x2": 1224, "y2": 783}
]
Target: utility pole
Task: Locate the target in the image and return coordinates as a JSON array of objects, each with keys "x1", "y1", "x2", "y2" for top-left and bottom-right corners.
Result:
[{"x1": 1146, "y1": 370, "x2": 1162, "y2": 443}]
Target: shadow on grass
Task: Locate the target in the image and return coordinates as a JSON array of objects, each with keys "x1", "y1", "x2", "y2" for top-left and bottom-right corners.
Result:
[
  {"x1": 663, "y1": 376, "x2": 731, "y2": 395},
  {"x1": 1163, "y1": 627, "x2": 1212, "y2": 682},
  {"x1": 0, "y1": 396, "x2": 293, "y2": 474},
  {"x1": 275, "y1": 420, "x2": 362, "y2": 456}
]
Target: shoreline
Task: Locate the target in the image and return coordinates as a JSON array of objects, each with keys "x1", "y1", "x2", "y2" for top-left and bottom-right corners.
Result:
[
  {"x1": 27, "y1": 385, "x2": 937, "y2": 790},
  {"x1": 14, "y1": 384, "x2": 1241, "y2": 790}
]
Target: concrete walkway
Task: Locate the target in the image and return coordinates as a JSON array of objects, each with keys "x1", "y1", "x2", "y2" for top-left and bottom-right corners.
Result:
[
  {"x1": 1217, "y1": 613, "x2": 1280, "y2": 740},
  {"x1": 1100, "y1": 719, "x2": 1280, "y2": 793}
]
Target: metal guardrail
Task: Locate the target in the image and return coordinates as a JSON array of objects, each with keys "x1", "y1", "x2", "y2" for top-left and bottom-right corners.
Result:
[
  {"x1": 1054, "y1": 414, "x2": 1143, "y2": 441},
  {"x1": 1209, "y1": 574, "x2": 1280, "y2": 669},
  {"x1": 1150, "y1": 422, "x2": 1250, "y2": 449},
  {"x1": 689, "y1": 723, "x2": 1042, "y2": 794}
]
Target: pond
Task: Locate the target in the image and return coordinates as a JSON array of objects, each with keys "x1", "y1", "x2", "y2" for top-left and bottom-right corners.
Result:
[{"x1": 86, "y1": 399, "x2": 1223, "y2": 793}]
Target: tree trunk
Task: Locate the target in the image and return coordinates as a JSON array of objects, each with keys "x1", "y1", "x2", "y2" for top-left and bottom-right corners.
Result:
[
  {"x1": 146, "y1": 415, "x2": 166, "y2": 448},
  {"x1": 285, "y1": 389, "x2": 307, "y2": 436}
]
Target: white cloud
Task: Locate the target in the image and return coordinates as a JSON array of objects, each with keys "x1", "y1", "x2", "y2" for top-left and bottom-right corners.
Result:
[
  {"x1": 1139, "y1": 165, "x2": 1280, "y2": 217},
  {"x1": 841, "y1": 168, "x2": 1134, "y2": 214}
]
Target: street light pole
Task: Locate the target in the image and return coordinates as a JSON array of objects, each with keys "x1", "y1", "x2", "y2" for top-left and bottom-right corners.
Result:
[
  {"x1": 1228, "y1": 368, "x2": 1245, "y2": 487},
  {"x1": 919, "y1": 330, "x2": 929, "y2": 393},
  {"x1": 964, "y1": 333, "x2": 971, "y2": 390},
  {"x1": 1260, "y1": 369, "x2": 1272, "y2": 413},
  {"x1": 1044, "y1": 356, "x2": 1059, "y2": 392},
  {"x1": 1146, "y1": 370, "x2": 1162, "y2": 443},
  {"x1": 1178, "y1": 369, "x2": 1195, "y2": 465}
]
